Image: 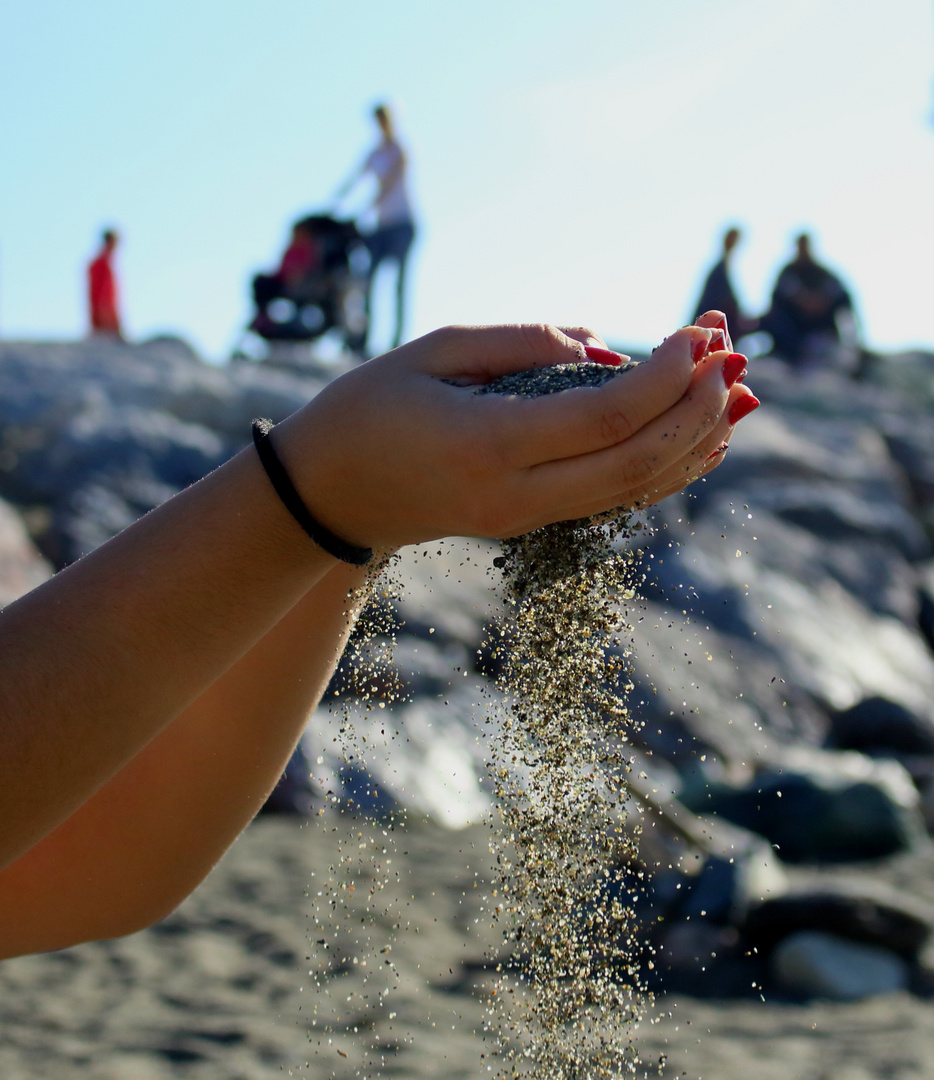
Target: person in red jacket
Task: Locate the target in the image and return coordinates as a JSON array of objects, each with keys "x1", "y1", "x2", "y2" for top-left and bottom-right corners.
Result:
[{"x1": 87, "y1": 229, "x2": 123, "y2": 339}]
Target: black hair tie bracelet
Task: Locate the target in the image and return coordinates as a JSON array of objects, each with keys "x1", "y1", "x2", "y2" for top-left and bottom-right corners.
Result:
[{"x1": 251, "y1": 418, "x2": 373, "y2": 566}]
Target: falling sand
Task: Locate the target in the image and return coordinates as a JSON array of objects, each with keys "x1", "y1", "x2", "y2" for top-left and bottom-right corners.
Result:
[
  {"x1": 479, "y1": 361, "x2": 656, "y2": 1078},
  {"x1": 309, "y1": 361, "x2": 659, "y2": 1078}
]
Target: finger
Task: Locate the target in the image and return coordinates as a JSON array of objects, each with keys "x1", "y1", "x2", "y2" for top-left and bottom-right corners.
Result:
[
  {"x1": 558, "y1": 327, "x2": 631, "y2": 368},
  {"x1": 563, "y1": 382, "x2": 759, "y2": 517},
  {"x1": 695, "y1": 309, "x2": 733, "y2": 354},
  {"x1": 558, "y1": 325, "x2": 608, "y2": 350},
  {"x1": 487, "y1": 325, "x2": 714, "y2": 467},
  {"x1": 520, "y1": 347, "x2": 733, "y2": 521},
  {"x1": 407, "y1": 323, "x2": 592, "y2": 382}
]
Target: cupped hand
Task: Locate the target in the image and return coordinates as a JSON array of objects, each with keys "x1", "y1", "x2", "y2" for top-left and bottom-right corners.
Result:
[{"x1": 275, "y1": 322, "x2": 757, "y2": 551}]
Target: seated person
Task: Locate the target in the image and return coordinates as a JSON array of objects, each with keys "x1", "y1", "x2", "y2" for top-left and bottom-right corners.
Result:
[
  {"x1": 251, "y1": 221, "x2": 321, "y2": 319},
  {"x1": 761, "y1": 233, "x2": 854, "y2": 365},
  {"x1": 0, "y1": 316, "x2": 757, "y2": 960}
]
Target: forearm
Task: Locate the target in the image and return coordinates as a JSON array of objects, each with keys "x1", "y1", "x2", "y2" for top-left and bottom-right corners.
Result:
[
  {"x1": 0, "y1": 559, "x2": 370, "y2": 957},
  {"x1": 0, "y1": 443, "x2": 337, "y2": 871}
]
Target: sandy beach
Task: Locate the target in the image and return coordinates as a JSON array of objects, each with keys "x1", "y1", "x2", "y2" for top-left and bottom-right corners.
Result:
[{"x1": 2, "y1": 813, "x2": 934, "y2": 1080}]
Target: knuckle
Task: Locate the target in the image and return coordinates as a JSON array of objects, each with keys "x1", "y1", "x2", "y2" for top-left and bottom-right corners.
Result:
[
  {"x1": 597, "y1": 404, "x2": 637, "y2": 445},
  {"x1": 518, "y1": 322, "x2": 576, "y2": 362},
  {"x1": 623, "y1": 453, "x2": 657, "y2": 492},
  {"x1": 561, "y1": 324, "x2": 602, "y2": 344}
]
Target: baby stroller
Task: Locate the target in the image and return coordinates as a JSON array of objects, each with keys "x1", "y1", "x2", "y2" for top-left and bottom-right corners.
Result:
[{"x1": 247, "y1": 215, "x2": 369, "y2": 356}]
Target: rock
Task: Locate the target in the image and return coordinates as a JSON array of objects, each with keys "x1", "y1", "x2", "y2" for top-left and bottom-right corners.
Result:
[
  {"x1": 388, "y1": 538, "x2": 499, "y2": 653},
  {"x1": 0, "y1": 341, "x2": 341, "y2": 568},
  {"x1": 771, "y1": 930, "x2": 909, "y2": 1000},
  {"x1": 868, "y1": 350, "x2": 934, "y2": 411},
  {"x1": 641, "y1": 806, "x2": 788, "y2": 926},
  {"x1": 743, "y1": 880, "x2": 934, "y2": 961},
  {"x1": 301, "y1": 680, "x2": 493, "y2": 829},
  {"x1": 261, "y1": 743, "x2": 317, "y2": 816},
  {"x1": 682, "y1": 749, "x2": 924, "y2": 863},
  {"x1": 918, "y1": 560, "x2": 934, "y2": 654},
  {"x1": 879, "y1": 413, "x2": 934, "y2": 540},
  {"x1": 0, "y1": 497, "x2": 52, "y2": 606},
  {"x1": 828, "y1": 696, "x2": 934, "y2": 757},
  {"x1": 657, "y1": 497, "x2": 934, "y2": 719}
]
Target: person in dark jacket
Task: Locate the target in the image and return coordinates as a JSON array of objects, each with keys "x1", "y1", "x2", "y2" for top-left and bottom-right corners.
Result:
[{"x1": 761, "y1": 233, "x2": 854, "y2": 366}]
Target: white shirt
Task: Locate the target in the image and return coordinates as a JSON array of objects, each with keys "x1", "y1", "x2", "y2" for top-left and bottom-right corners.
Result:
[{"x1": 364, "y1": 140, "x2": 414, "y2": 228}]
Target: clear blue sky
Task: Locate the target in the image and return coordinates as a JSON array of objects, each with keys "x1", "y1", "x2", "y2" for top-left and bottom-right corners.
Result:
[{"x1": 2, "y1": 0, "x2": 932, "y2": 359}]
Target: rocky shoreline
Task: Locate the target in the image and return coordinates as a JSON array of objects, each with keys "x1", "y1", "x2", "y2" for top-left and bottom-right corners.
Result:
[{"x1": 1, "y1": 336, "x2": 934, "y2": 1073}]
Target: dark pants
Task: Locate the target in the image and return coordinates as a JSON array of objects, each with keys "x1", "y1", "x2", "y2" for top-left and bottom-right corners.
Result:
[{"x1": 365, "y1": 221, "x2": 415, "y2": 352}]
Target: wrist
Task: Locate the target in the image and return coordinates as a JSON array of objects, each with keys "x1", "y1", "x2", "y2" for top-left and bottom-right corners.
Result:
[{"x1": 251, "y1": 420, "x2": 374, "y2": 566}]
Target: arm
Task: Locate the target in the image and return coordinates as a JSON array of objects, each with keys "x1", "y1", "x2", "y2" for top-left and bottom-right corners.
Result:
[
  {"x1": 0, "y1": 443, "x2": 336, "y2": 876},
  {"x1": 0, "y1": 322, "x2": 757, "y2": 956},
  {"x1": 333, "y1": 153, "x2": 369, "y2": 204},
  {"x1": 0, "y1": 559, "x2": 368, "y2": 957}
]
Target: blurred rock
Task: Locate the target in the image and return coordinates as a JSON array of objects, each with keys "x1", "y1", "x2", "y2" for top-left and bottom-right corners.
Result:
[
  {"x1": 681, "y1": 750, "x2": 924, "y2": 863},
  {"x1": 743, "y1": 880, "x2": 934, "y2": 961},
  {"x1": 0, "y1": 496, "x2": 52, "y2": 606},
  {"x1": 828, "y1": 696, "x2": 934, "y2": 758},
  {"x1": 0, "y1": 340, "x2": 341, "y2": 566},
  {"x1": 771, "y1": 931, "x2": 909, "y2": 1000}
]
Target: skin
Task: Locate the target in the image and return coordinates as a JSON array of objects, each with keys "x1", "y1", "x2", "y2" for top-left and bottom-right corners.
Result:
[{"x1": 0, "y1": 315, "x2": 754, "y2": 959}]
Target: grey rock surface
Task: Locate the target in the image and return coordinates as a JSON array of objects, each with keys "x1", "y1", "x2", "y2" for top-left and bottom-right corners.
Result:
[
  {"x1": 771, "y1": 930, "x2": 910, "y2": 1000},
  {"x1": 0, "y1": 496, "x2": 52, "y2": 606}
]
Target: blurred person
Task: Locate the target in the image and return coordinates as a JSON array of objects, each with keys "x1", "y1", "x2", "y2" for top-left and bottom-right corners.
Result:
[
  {"x1": 336, "y1": 103, "x2": 416, "y2": 356},
  {"x1": 87, "y1": 228, "x2": 123, "y2": 340},
  {"x1": 275, "y1": 219, "x2": 321, "y2": 292},
  {"x1": 761, "y1": 233, "x2": 856, "y2": 369},
  {"x1": 251, "y1": 219, "x2": 321, "y2": 316},
  {"x1": 0, "y1": 315, "x2": 757, "y2": 958},
  {"x1": 692, "y1": 226, "x2": 758, "y2": 338}
]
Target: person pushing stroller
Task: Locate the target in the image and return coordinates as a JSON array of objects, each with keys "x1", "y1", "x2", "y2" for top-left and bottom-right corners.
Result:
[{"x1": 334, "y1": 103, "x2": 417, "y2": 357}]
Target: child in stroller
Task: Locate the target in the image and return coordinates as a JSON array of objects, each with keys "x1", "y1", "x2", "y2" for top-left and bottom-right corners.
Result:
[{"x1": 248, "y1": 215, "x2": 369, "y2": 355}]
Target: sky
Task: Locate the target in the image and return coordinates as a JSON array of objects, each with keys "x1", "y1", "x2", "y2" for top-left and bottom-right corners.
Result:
[{"x1": 2, "y1": 0, "x2": 933, "y2": 360}]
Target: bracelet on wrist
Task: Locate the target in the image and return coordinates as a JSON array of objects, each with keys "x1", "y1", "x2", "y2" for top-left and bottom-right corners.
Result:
[{"x1": 251, "y1": 418, "x2": 373, "y2": 566}]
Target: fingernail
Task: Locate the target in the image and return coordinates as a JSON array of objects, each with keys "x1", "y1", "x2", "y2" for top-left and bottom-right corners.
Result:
[
  {"x1": 708, "y1": 330, "x2": 727, "y2": 353},
  {"x1": 705, "y1": 442, "x2": 729, "y2": 461},
  {"x1": 584, "y1": 346, "x2": 623, "y2": 366},
  {"x1": 723, "y1": 353, "x2": 747, "y2": 389},
  {"x1": 715, "y1": 315, "x2": 727, "y2": 332},
  {"x1": 691, "y1": 333, "x2": 710, "y2": 363},
  {"x1": 728, "y1": 394, "x2": 760, "y2": 424}
]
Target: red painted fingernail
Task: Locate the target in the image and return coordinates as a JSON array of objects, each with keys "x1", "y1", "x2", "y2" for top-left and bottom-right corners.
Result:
[
  {"x1": 705, "y1": 442, "x2": 729, "y2": 461},
  {"x1": 708, "y1": 330, "x2": 727, "y2": 353},
  {"x1": 584, "y1": 346, "x2": 623, "y2": 366},
  {"x1": 723, "y1": 353, "x2": 747, "y2": 389},
  {"x1": 728, "y1": 393, "x2": 760, "y2": 424},
  {"x1": 715, "y1": 315, "x2": 727, "y2": 331},
  {"x1": 691, "y1": 334, "x2": 710, "y2": 363}
]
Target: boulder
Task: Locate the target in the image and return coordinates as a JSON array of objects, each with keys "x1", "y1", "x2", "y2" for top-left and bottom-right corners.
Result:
[
  {"x1": 771, "y1": 930, "x2": 909, "y2": 1000},
  {"x1": 828, "y1": 696, "x2": 934, "y2": 758},
  {"x1": 681, "y1": 749, "x2": 924, "y2": 863},
  {"x1": 0, "y1": 497, "x2": 52, "y2": 606},
  {"x1": 742, "y1": 880, "x2": 934, "y2": 961}
]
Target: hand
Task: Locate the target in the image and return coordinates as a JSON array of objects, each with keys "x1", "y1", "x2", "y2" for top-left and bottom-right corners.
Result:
[{"x1": 275, "y1": 322, "x2": 758, "y2": 550}]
